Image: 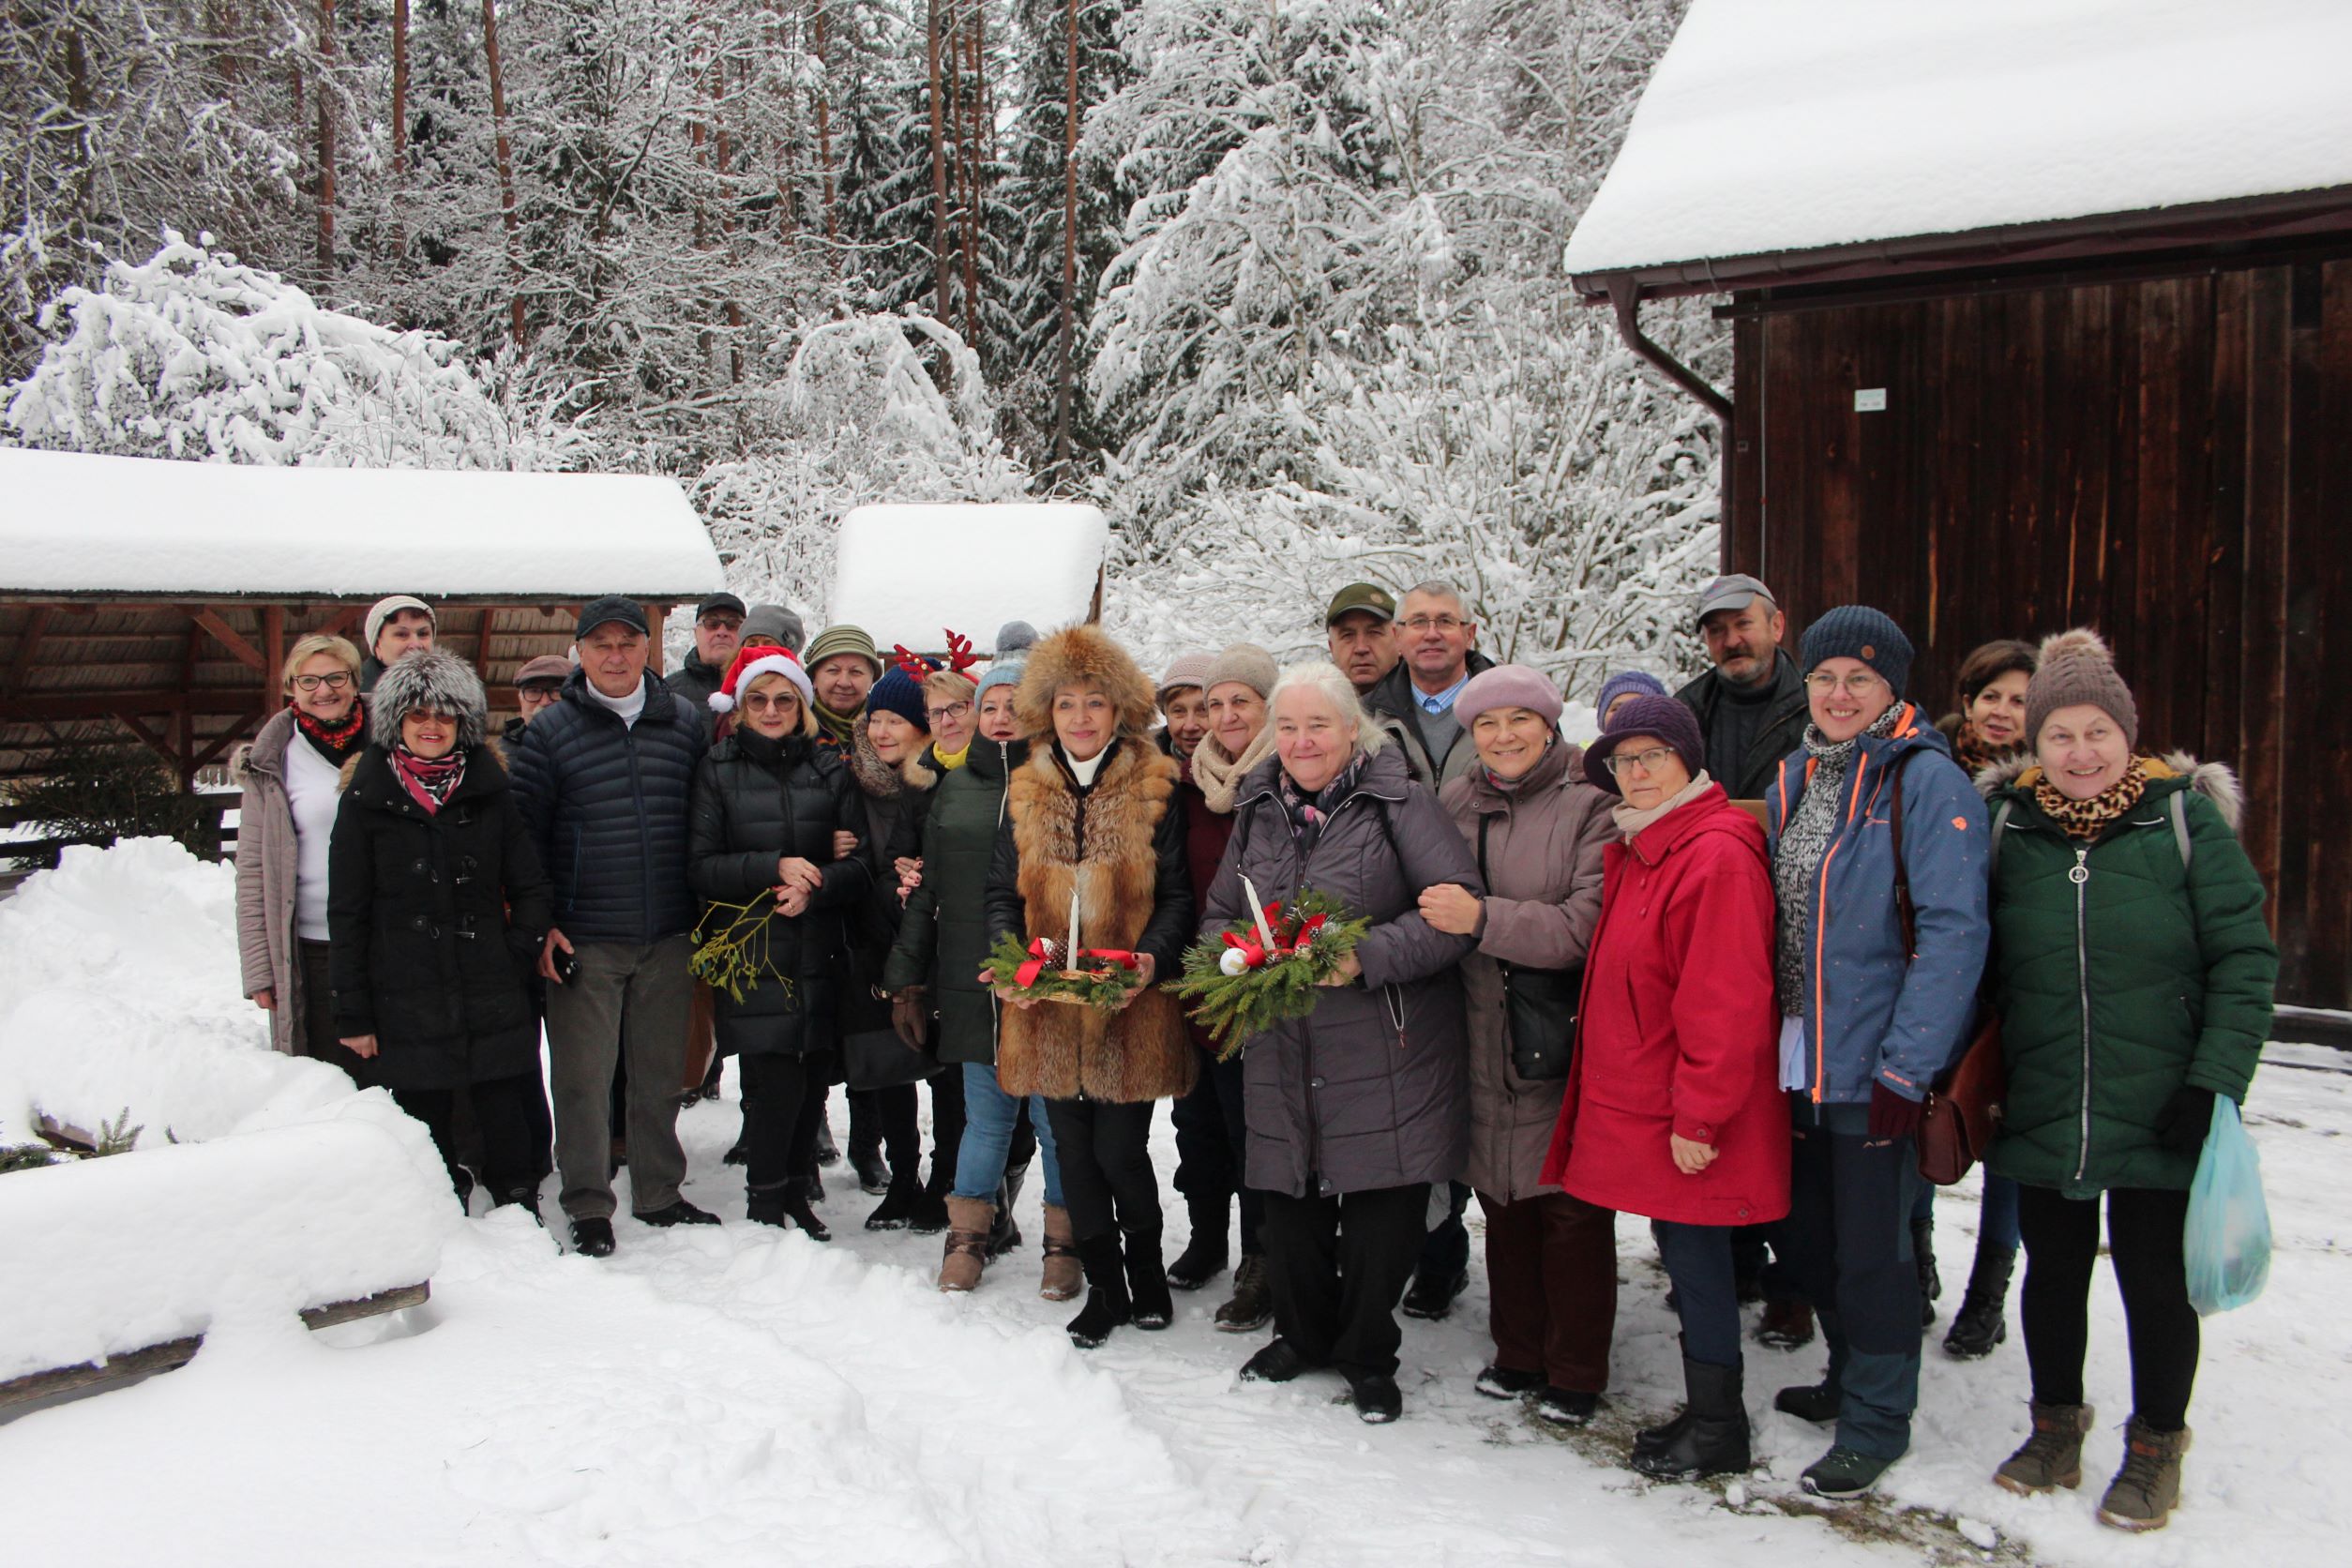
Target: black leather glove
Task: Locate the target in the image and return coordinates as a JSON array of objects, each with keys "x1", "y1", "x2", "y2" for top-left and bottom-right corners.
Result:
[
  {"x1": 2155, "y1": 1086, "x2": 2217, "y2": 1156},
  {"x1": 890, "y1": 986, "x2": 931, "y2": 1050},
  {"x1": 1867, "y1": 1080, "x2": 1925, "y2": 1142}
]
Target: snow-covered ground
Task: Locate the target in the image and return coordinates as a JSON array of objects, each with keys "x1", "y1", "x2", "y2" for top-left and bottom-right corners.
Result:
[{"x1": 3, "y1": 842, "x2": 2344, "y2": 1566}]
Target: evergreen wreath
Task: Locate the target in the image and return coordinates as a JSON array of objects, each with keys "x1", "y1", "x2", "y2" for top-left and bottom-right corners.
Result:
[
  {"x1": 1167, "y1": 889, "x2": 1370, "y2": 1059},
  {"x1": 983, "y1": 930, "x2": 1147, "y2": 1008}
]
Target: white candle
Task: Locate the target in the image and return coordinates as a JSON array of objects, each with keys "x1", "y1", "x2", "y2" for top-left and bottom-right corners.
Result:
[
  {"x1": 1067, "y1": 882, "x2": 1082, "y2": 961},
  {"x1": 1240, "y1": 875, "x2": 1279, "y2": 957}
]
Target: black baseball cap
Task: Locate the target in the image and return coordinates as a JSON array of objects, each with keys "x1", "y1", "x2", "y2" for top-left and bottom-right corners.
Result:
[
  {"x1": 576, "y1": 596, "x2": 650, "y2": 640},
  {"x1": 694, "y1": 593, "x2": 746, "y2": 621}
]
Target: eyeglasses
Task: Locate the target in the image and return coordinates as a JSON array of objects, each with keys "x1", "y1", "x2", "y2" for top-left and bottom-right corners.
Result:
[
  {"x1": 1398, "y1": 615, "x2": 1468, "y2": 634},
  {"x1": 1804, "y1": 671, "x2": 1887, "y2": 696},
  {"x1": 293, "y1": 671, "x2": 353, "y2": 691},
  {"x1": 1604, "y1": 746, "x2": 1678, "y2": 776},
  {"x1": 743, "y1": 692, "x2": 799, "y2": 712},
  {"x1": 518, "y1": 683, "x2": 563, "y2": 700},
  {"x1": 926, "y1": 701, "x2": 972, "y2": 724}
]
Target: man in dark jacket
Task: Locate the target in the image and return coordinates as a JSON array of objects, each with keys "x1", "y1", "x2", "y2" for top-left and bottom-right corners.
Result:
[
  {"x1": 1363, "y1": 580, "x2": 1496, "y2": 789},
  {"x1": 664, "y1": 593, "x2": 746, "y2": 742},
  {"x1": 509, "y1": 596, "x2": 715, "y2": 1256},
  {"x1": 1675, "y1": 574, "x2": 1809, "y2": 802}
]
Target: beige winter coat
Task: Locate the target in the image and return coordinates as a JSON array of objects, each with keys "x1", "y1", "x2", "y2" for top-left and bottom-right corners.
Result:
[
  {"x1": 1439, "y1": 739, "x2": 1614, "y2": 1203},
  {"x1": 233, "y1": 708, "x2": 307, "y2": 1055}
]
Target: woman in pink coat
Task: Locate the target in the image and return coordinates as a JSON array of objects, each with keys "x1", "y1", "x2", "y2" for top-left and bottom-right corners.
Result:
[{"x1": 1540, "y1": 694, "x2": 1784, "y2": 1481}]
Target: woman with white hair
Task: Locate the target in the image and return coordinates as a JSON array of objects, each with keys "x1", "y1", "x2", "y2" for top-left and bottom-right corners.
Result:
[{"x1": 1200, "y1": 660, "x2": 1482, "y2": 1423}]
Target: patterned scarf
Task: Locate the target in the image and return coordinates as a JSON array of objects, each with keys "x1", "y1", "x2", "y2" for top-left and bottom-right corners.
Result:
[
  {"x1": 294, "y1": 699, "x2": 367, "y2": 767},
  {"x1": 813, "y1": 697, "x2": 860, "y2": 747},
  {"x1": 1190, "y1": 723, "x2": 1278, "y2": 815},
  {"x1": 2032, "y1": 756, "x2": 2150, "y2": 841},
  {"x1": 1772, "y1": 703, "x2": 1904, "y2": 1017},
  {"x1": 390, "y1": 744, "x2": 466, "y2": 815},
  {"x1": 1952, "y1": 721, "x2": 2020, "y2": 783},
  {"x1": 1277, "y1": 752, "x2": 1367, "y2": 854}
]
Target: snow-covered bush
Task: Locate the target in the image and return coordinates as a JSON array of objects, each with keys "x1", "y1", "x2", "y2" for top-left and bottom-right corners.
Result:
[{"x1": 3, "y1": 232, "x2": 591, "y2": 470}]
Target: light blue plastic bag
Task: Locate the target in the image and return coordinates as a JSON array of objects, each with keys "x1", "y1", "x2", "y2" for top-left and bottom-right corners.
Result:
[{"x1": 2183, "y1": 1095, "x2": 2271, "y2": 1315}]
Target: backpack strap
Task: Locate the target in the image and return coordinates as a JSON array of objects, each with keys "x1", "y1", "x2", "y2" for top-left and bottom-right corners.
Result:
[{"x1": 1989, "y1": 799, "x2": 2014, "y2": 877}]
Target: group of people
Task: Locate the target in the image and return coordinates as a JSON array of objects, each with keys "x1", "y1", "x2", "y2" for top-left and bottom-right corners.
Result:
[{"x1": 232, "y1": 570, "x2": 2276, "y2": 1531}]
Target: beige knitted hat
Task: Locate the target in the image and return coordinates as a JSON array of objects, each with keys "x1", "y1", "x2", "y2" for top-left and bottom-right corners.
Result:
[{"x1": 2025, "y1": 628, "x2": 2137, "y2": 746}]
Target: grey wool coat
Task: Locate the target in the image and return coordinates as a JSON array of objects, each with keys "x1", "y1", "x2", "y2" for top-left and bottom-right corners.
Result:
[
  {"x1": 1201, "y1": 742, "x2": 1483, "y2": 1199},
  {"x1": 1438, "y1": 740, "x2": 1614, "y2": 1203},
  {"x1": 233, "y1": 708, "x2": 307, "y2": 1055}
]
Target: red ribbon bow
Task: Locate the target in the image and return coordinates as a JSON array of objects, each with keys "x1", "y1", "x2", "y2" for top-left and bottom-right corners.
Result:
[{"x1": 1015, "y1": 937, "x2": 1058, "y2": 988}]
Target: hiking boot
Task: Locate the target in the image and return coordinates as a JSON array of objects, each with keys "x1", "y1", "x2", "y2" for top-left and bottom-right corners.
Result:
[
  {"x1": 1913, "y1": 1215, "x2": 1941, "y2": 1326},
  {"x1": 865, "y1": 1172, "x2": 922, "y2": 1230},
  {"x1": 1533, "y1": 1387, "x2": 1600, "y2": 1427},
  {"x1": 937, "y1": 1197, "x2": 993, "y2": 1292},
  {"x1": 1065, "y1": 1232, "x2": 1134, "y2": 1349},
  {"x1": 636, "y1": 1198, "x2": 720, "y2": 1228},
  {"x1": 569, "y1": 1216, "x2": 616, "y2": 1257},
  {"x1": 1994, "y1": 1401, "x2": 2094, "y2": 1495},
  {"x1": 1167, "y1": 1215, "x2": 1231, "y2": 1291},
  {"x1": 1399, "y1": 1264, "x2": 1468, "y2": 1321},
  {"x1": 1630, "y1": 1359, "x2": 1749, "y2": 1480},
  {"x1": 1350, "y1": 1372, "x2": 1403, "y2": 1424},
  {"x1": 1756, "y1": 1295, "x2": 1815, "y2": 1349},
  {"x1": 1038, "y1": 1203, "x2": 1084, "y2": 1302},
  {"x1": 1240, "y1": 1337, "x2": 1318, "y2": 1383},
  {"x1": 1773, "y1": 1379, "x2": 1841, "y2": 1425},
  {"x1": 1124, "y1": 1229, "x2": 1174, "y2": 1330},
  {"x1": 1215, "y1": 1252, "x2": 1274, "y2": 1333},
  {"x1": 2097, "y1": 1417, "x2": 2191, "y2": 1530},
  {"x1": 1943, "y1": 1246, "x2": 2015, "y2": 1360},
  {"x1": 1475, "y1": 1364, "x2": 1544, "y2": 1401},
  {"x1": 1802, "y1": 1444, "x2": 1894, "y2": 1500}
]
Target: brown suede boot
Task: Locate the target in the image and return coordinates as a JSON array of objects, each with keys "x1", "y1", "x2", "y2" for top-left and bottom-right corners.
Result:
[
  {"x1": 1040, "y1": 1203, "x2": 1084, "y2": 1302},
  {"x1": 2098, "y1": 1418, "x2": 2191, "y2": 1530},
  {"x1": 937, "y1": 1197, "x2": 994, "y2": 1293}
]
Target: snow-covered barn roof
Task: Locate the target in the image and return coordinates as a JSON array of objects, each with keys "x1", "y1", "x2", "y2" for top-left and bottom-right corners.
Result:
[
  {"x1": 1564, "y1": 0, "x2": 2352, "y2": 296},
  {"x1": 0, "y1": 447, "x2": 724, "y2": 599},
  {"x1": 828, "y1": 504, "x2": 1108, "y2": 657}
]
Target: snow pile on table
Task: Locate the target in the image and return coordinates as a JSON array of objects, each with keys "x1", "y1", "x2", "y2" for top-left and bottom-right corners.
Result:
[
  {"x1": 1564, "y1": 0, "x2": 2352, "y2": 275},
  {"x1": 0, "y1": 445, "x2": 724, "y2": 599},
  {"x1": 828, "y1": 503, "x2": 1108, "y2": 656},
  {"x1": 0, "y1": 838, "x2": 450, "y2": 1383}
]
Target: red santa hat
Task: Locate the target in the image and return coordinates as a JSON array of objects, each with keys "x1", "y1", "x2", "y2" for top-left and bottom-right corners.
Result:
[{"x1": 709, "y1": 644, "x2": 814, "y2": 714}]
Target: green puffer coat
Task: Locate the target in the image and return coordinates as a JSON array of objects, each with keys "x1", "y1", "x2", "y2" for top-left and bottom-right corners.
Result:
[
  {"x1": 882, "y1": 735, "x2": 1027, "y2": 1064},
  {"x1": 1982, "y1": 755, "x2": 2276, "y2": 1199}
]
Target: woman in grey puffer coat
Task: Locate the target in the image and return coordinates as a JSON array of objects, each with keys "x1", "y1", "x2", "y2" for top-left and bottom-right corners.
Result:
[{"x1": 1201, "y1": 661, "x2": 1481, "y2": 1425}]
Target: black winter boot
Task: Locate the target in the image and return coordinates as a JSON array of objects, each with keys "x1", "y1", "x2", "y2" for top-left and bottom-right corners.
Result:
[
  {"x1": 1913, "y1": 1215, "x2": 1942, "y2": 1326},
  {"x1": 1167, "y1": 1201, "x2": 1232, "y2": 1291},
  {"x1": 1943, "y1": 1244, "x2": 2015, "y2": 1359},
  {"x1": 848, "y1": 1093, "x2": 887, "y2": 1194},
  {"x1": 986, "y1": 1167, "x2": 1027, "y2": 1259},
  {"x1": 1629, "y1": 1358, "x2": 1751, "y2": 1480},
  {"x1": 1124, "y1": 1229, "x2": 1174, "y2": 1331},
  {"x1": 1066, "y1": 1233, "x2": 1134, "y2": 1349},
  {"x1": 865, "y1": 1171, "x2": 922, "y2": 1230},
  {"x1": 750, "y1": 1187, "x2": 832, "y2": 1242},
  {"x1": 909, "y1": 1168, "x2": 951, "y2": 1235}
]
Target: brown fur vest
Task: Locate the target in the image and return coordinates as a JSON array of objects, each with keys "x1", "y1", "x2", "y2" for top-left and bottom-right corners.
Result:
[{"x1": 997, "y1": 737, "x2": 1196, "y2": 1104}]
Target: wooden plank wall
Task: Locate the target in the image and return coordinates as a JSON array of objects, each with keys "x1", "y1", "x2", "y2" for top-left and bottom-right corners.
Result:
[{"x1": 1729, "y1": 258, "x2": 2351, "y2": 1008}]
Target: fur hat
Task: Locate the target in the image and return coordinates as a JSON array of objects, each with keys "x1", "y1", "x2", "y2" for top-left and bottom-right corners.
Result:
[
  {"x1": 364, "y1": 595, "x2": 435, "y2": 655},
  {"x1": 709, "y1": 644, "x2": 813, "y2": 714},
  {"x1": 1204, "y1": 641, "x2": 1278, "y2": 701},
  {"x1": 2026, "y1": 627, "x2": 2137, "y2": 747},
  {"x1": 1596, "y1": 669, "x2": 1668, "y2": 718},
  {"x1": 1583, "y1": 693, "x2": 1704, "y2": 797},
  {"x1": 1455, "y1": 664, "x2": 1563, "y2": 728},
  {"x1": 1800, "y1": 605, "x2": 1914, "y2": 699},
  {"x1": 1016, "y1": 623, "x2": 1156, "y2": 741},
  {"x1": 371, "y1": 647, "x2": 488, "y2": 752}
]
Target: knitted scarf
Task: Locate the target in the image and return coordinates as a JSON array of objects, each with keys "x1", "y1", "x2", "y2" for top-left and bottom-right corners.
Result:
[
  {"x1": 813, "y1": 697, "x2": 860, "y2": 746},
  {"x1": 1190, "y1": 724, "x2": 1278, "y2": 815},
  {"x1": 933, "y1": 741, "x2": 971, "y2": 772},
  {"x1": 1772, "y1": 703, "x2": 1904, "y2": 1017},
  {"x1": 1277, "y1": 752, "x2": 1367, "y2": 855},
  {"x1": 294, "y1": 700, "x2": 367, "y2": 767},
  {"x1": 391, "y1": 744, "x2": 466, "y2": 815},
  {"x1": 2032, "y1": 756, "x2": 2150, "y2": 841}
]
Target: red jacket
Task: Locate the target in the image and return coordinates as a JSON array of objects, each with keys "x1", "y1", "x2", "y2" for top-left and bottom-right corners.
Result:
[{"x1": 1540, "y1": 784, "x2": 1787, "y2": 1228}]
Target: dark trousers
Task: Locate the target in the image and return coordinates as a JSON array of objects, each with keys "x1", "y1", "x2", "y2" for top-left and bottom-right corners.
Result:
[
  {"x1": 296, "y1": 940, "x2": 372, "y2": 1082},
  {"x1": 738, "y1": 1052, "x2": 812, "y2": 1199},
  {"x1": 1782, "y1": 1095, "x2": 1924, "y2": 1460},
  {"x1": 853, "y1": 1084, "x2": 921, "y2": 1176},
  {"x1": 1171, "y1": 1050, "x2": 1263, "y2": 1254},
  {"x1": 1730, "y1": 1220, "x2": 1799, "y2": 1303},
  {"x1": 1479, "y1": 1189, "x2": 1619, "y2": 1392},
  {"x1": 1655, "y1": 1220, "x2": 1742, "y2": 1369},
  {"x1": 2016, "y1": 1184, "x2": 2199, "y2": 1432},
  {"x1": 1046, "y1": 1098, "x2": 1160, "y2": 1244},
  {"x1": 1415, "y1": 1180, "x2": 1471, "y2": 1282},
  {"x1": 1261, "y1": 1182, "x2": 1430, "y2": 1380},
  {"x1": 546, "y1": 935, "x2": 692, "y2": 1221},
  {"x1": 927, "y1": 1067, "x2": 966, "y2": 1196},
  {"x1": 393, "y1": 1072, "x2": 541, "y2": 1202}
]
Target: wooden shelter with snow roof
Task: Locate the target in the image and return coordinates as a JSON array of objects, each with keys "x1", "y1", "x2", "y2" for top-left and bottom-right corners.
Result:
[
  {"x1": 0, "y1": 448, "x2": 725, "y2": 796},
  {"x1": 1568, "y1": 0, "x2": 2352, "y2": 1010}
]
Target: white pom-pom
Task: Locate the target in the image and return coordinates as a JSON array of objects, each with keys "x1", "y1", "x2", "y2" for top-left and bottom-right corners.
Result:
[{"x1": 1219, "y1": 947, "x2": 1251, "y2": 976}]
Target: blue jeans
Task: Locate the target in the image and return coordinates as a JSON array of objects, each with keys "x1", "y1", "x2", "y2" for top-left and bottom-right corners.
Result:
[
  {"x1": 1909, "y1": 1168, "x2": 2022, "y2": 1254},
  {"x1": 954, "y1": 1062, "x2": 1063, "y2": 1208}
]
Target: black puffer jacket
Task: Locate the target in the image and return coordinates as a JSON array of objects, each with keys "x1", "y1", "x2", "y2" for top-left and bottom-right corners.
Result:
[
  {"x1": 666, "y1": 651, "x2": 724, "y2": 744},
  {"x1": 687, "y1": 731, "x2": 872, "y2": 1057},
  {"x1": 327, "y1": 745, "x2": 552, "y2": 1091},
  {"x1": 507, "y1": 669, "x2": 707, "y2": 945},
  {"x1": 1203, "y1": 742, "x2": 1482, "y2": 1199},
  {"x1": 884, "y1": 736, "x2": 1026, "y2": 1064}
]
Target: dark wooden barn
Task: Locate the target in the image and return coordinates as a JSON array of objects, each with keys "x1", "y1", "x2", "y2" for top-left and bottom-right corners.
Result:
[{"x1": 1566, "y1": 3, "x2": 2352, "y2": 1009}]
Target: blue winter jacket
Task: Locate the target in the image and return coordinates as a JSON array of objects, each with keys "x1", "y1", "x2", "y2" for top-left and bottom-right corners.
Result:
[
  {"x1": 508, "y1": 669, "x2": 708, "y2": 946},
  {"x1": 1763, "y1": 703, "x2": 1990, "y2": 1106}
]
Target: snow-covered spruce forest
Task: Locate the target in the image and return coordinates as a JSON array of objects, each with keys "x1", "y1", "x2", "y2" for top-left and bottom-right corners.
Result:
[{"x1": 1, "y1": 1, "x2": 1717, "y2": 689}]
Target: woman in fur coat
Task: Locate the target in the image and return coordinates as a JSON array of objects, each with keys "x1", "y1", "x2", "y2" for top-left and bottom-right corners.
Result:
[{"x1": 983, "y1": 624, "x2": 1197, "y2": 1349}]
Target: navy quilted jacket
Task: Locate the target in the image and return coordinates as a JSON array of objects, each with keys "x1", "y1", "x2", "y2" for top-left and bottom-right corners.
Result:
[{"x1": 508, "y1": 669, "x2": 708, "y2": 945}]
